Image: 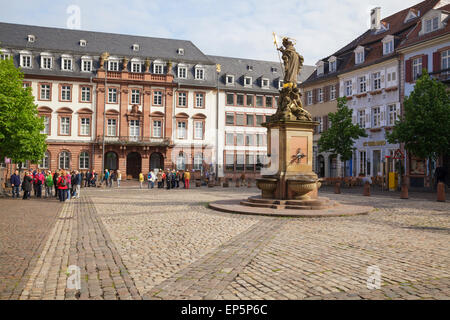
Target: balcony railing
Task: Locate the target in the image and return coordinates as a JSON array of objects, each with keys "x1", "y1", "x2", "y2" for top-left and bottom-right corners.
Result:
[
  {"x1": 96, "y1": 135, "x2": 171, "y2": 146},
  {"x1": 97, "y1": 70, "x2": 173, "y2": 83},
  {"x1": 430, "y1": 68, "x2": 450, "y2": 83}
]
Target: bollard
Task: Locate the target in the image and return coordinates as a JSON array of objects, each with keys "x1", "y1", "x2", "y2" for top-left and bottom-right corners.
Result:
[
  {"x1": 334, "y1": 181, "x2": 341, "y2": 194},
  {"x1": 235, "y1": 179, "x2": 240, "y2": 188},
  {"x1": 247, "y1": 179, "x2": 252, "y2": 188},
  {"x1": 223, "y1": 178, "x2": 229, "y2": 188},
  {"x1": 400, "y1": 182, "x2": 408, "y2": 199},
  {"x1": 437, "y1": 182, "x2": 446, "y2": 202},
  {"x1": 363, "y1": 181, "x2": 370, "y2": 196}
]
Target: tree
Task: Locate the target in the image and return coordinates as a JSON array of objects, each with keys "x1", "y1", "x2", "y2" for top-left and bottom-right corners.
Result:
[
  {"x1": 0, "y1": 53, "x2": 47, "y2": 168},
  {"x1": 318, "y1": 97, "x2": 367, "y2": 164},
  {"x1": 387, "y1": 72, "x2": 450, "y2": 161}
]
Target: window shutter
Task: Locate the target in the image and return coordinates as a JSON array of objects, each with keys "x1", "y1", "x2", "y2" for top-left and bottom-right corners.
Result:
[
  {"x1": 352, "y1": 109, "x2": 356, "y2": 124},
  {"x1": 312, "y1": 89, "x2": 317, "y2": 104},
  {"x1": 335, "y1": 83, "x2": 340, "y2": 98},
  {"x1": 422, "y1": 54, "x2": 428, "y2": 72},
  {"x1": 323, "y1": 115, "x2": 328, "y2": 131},
  {"x1": 366, "y1": 73, "x2": 371, "y2": 92},
  {"x1": 405, "y1": 59, "x2": 412, "y2": 83},
  {"x1": 338, "y1": 81, "x2": 343, "y2": 96},
  {"x1": 313, "y1": 117, "x2": 318, "y2": 134},
  {"x1": 380, "y1": 105, "x2": 386, "y2": 127},
  {"x1": 365, "y1": 107, "x2": 371, "y2": 128},
  {"x1": 433, "y1": 51, "x2": 441, "y2": 73},
  {"x1": 396, "y1": 103, "x2": 401, "y2": 121},
  {"x1": 324, "y1": 86, "x2": 329, "y2": 102}
]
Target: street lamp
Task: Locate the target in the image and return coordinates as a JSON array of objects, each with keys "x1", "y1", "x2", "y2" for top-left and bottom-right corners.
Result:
[
  {"x1": 215, "y1": 63, "x2": 221, "y2": 181},
  {"x1": 101, "y1": 52, "x2": 110, "y2": 178}
]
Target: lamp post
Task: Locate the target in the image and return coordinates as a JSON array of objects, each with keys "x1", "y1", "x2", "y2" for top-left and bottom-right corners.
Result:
[
  {"x1": 101, "y1": 52, "x2": 109, "y2": 178},
  {"x1": 215, "y1": 63, "x2": 221, "y2": 181}
]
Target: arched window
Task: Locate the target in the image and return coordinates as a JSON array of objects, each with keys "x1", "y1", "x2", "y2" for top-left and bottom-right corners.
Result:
[
  {"x1": 59, "y1": 151, "x2": 70, "y2": 169},
  {"x1": 39, "y1": 151, "x2": 50, "y2": 169},
  {"x1": 194, "y1": 153, "x2": 203, "y2": 170},
  {"x1": 79, "y1": 151, "x2": 89, "y2": 169},
  {"x1": 176, "y1": 152, "x2": 186, "y2": 170}
]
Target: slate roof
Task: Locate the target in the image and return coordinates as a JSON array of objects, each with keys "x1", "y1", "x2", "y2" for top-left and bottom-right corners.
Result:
[{"x1": 208, "y1": 55, "x2": 315, "y2": 93}]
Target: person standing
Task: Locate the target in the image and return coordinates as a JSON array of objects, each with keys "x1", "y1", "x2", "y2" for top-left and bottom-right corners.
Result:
[
  {"x1": 10, "y1": 170, "x2": 21, "y2": 199},
  {"x1": 45, "y1": 170, "x2": 53, "y2": 198},
  {"x1": 66, "y1": 171, "x2": 72, "y2": 200},
  {"x1": 57, "y1": 170, "x2": 68, "y2": 202},
  {"x1": 103, "y1": 169, "x2": 110, "y2": 187},
  {"x1": 147, "y1": 171, "x2": 152, "y2": 189},
  {"x1": 171, "y1": 169, "x2": 176, "y2": 189},
  {"x1": 165, "y1": 169, "x2": 172, "y2": 190},
  {"x1": 157, "y1": 170, "x2": 162, "y2": 188},
  {"x1": 74, "y1": 170, "x2": 81, "y2": 199},
  {"x1": 36, "y1": 170, "x2": 45, "y2": 198},
  {"x1": 85, "y1": 170, "x2": 91, "y2": 187},
  {"x1": 175, "y1": 171, "x2": 181, "y2": 188},
  {"x1": 116, "y1": 170, "x2": 122, "y2": 188},
  {"x1": 22, "y1": 171, "x2": 32, "y2": 200},
  {"x1": 109, "y1": 170, "x2": 115, "y2": 188},
  {"x1": 53, "y1": 170, "x2": 59, "y2": 198},
  {"x1": 91, "y1": 170, "x2": 97, "y2": 187},
  {"x1": 139, "y1": 172, "x2": 144, "y2": 189},
  {"x1": 184, "y1": 170, "x2": 190, "y2": 189},
  {"x1": 80, "y1": 170, "x2": 85, "y2": 189}
]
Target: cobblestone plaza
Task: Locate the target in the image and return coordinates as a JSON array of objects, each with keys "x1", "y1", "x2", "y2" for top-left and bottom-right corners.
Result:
[{"x1": 0, "y1": 185, "x2": 448, "y2": 300}]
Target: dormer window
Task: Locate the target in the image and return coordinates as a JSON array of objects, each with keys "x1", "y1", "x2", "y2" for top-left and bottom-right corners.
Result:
[
  {"x1": 354, "y1": 46, "x2": 365, "y2": 64},
  {"x1": 108, "y1": 59, "x2": 120, "y2": 71},
  {"x1": 153, "y1": 61, "x2": 164, "y2": 74},
  {"x1": 328, "y1": 56, "x2": 337, "y2": 73},
  {"x1": 132, "y1": 44, "x2": 140, "y2": 51},
  {"x1": 27, "y1": 35, "x2": 35, "y2": 43},
  {"x1": 244, "y1": 76, "x2": 252, "y2": 87},
  {"x1": 316, "y1": 61, "x2": 324, "y2": 75},
  {"x1": 226, "y1": 74, "x2": 234, "y2": 85},
  {"x1": 271, "y1": 67, "x2": 278, "y2": 73},
  {"x1": 195, "y1": 66, "x2": 205, "y2": 80},
  {"x1": 425, "y1": 16, "x2": 439, "y2": 33},
  {"x1": 81, "y1": 56, "x2": 92, "y2": 72},
  {"x1": 177, "y1": 48, "x2": 184, "y2": 55},
  {"x1": 177, "y1": 64, "x2": 187, "y2": 78},
  {"x1": 278, "y1": 80, "x2": 284, "y2": 90},
  {"x1": 382, "y1": 35, "x2": 394, "y2": 55},
  {"x1": 40, "y1": 53, "x2": 53, "y2": 70},
  {"x1": 247, "y1": 65, "x2": 253, "y2": 71},
  {"x1": 261, "y1": 78, "x2": 269, "y2": 88},
  {"x1": 404, "y1": 9, "x2": 419, "y2": 23},
  {"x1": 61, "y1": 55, "x2": 73, "y2": 71},
  {"x1": 131, "y1": 60, "x2": 142, "y2": 73},
  {"x1": 20, "y1": 51, "x2": 32, "y2": 68},
  {"x1": 0, "y1": 50, "x2": 11, "y2": 60},
  {"x1": 79, "y1": 39, "x2": 87, "y2": 47}
]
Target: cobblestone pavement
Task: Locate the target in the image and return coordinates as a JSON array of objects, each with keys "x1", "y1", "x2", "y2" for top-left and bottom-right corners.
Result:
[
  {"x1": 0, "y1": 198, "x2": 61, "y2": 300},
  {"x1": 1, "y1": 184, "x2": 449, "y2": 300}
]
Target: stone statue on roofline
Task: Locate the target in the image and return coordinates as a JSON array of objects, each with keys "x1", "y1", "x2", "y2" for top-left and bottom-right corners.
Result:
[{"x1": 278, "y1": 37, "x2": 304, "y2": 86}]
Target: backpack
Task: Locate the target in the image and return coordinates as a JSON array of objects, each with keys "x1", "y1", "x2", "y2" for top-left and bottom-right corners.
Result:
[{"x1": 59, "y1": 177, "x2": 66, "y2": 187}]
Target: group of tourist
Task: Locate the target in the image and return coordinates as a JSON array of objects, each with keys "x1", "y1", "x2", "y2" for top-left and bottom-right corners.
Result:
[
  {"x1": 139, "y1": 169, "x2": 191, "y2": 189},
  {"x1": 100, "y1": 169, "x2": 122, "y2": 188}
]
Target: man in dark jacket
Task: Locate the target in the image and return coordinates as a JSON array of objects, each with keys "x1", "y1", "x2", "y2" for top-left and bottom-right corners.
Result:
[
  {"x1": 166, "y1": 169, "x2": 172, "y2": 190},
  {"x1": 53, "y1": 171, "x2": 59, "y2": 198},
  {"x1": 22, "y1": 172, "x2": 33, "y2": 200},
  {"x1": 10, "y1": 170, "x2": 21, "y2": 198}
]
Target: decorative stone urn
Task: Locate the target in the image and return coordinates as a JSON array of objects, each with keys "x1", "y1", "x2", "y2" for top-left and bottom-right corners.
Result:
[
  {"x1": 287, "y1": 179, "x2": 318, "y2": 200},
  {"x1": 256, "y1": 178, "x2": 278, "y2": 199}
]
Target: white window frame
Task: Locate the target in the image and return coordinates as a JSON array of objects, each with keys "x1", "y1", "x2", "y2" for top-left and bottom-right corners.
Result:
[
  {"x1": 330, "y1": 85, "x2": 336, "y2": 100},
  {"x1": 178, "y1": 65, "x2": 187, "y2": 79},
  {"x1": 131, "y1": 62, "x2": 142, "y2": 73},
  {"x1": 61, "y1": 85, "x2": 71, "y2": 101},
  {"x1": 153, "y1": 91, "x2": 163, "y2": 105},
  {"x1": 40, "y1": 84, "x2": 51, "y2": 100},
  {"x1": 39, "y1": 152, "x2": 50, "y2": 169},
  {"x1": 131, "y1": 89, "x2": 140, "y2": 104},
  {"x1": 195, "y1": 67, "x2": 205, "y2": 80},
  {"x1": 358, "y1": 110, "x2": 365, "y2": 128},
  {"x1": 59, "y1": 151, "x2": 70, "y2": 170},
  {"x1": 358, "y1": 76, "x2": 366, "y2": 93},
  {"x1": 20, "y1": 54, "x2": 32, "y2": 68},
  {"x1": 244, "y1": 76, "x2": 252, "y2": 87},
  {"x1": 107, "y1": 119, "x2": 117, "y2": 136},
  {"x1": 193, "y1": 153, "x2": 203, "y2": 170},
  {"x1": 345, "y1": 80, "x2": 353, "y2": 96},
  {"x1": 318, "y1": 88, "x2": 323, "y2": 102},
  {"x1": 178, "y1": 92, "x2": 187, "y2": 107},
  {"x1": 79, "y1": 152, "x2": 89, "y2": 169},
  {"x1": 81, "y1": 58, "x2": 92, "y2": 72},
  {"x1": 152, "y1": 120, "x2": 162, "y2": 138},
  {"x1": 262, "y1": 78, "x2": 269, "y2": 88},
  {"x1": 81, "y1": 86, "x2": 91, "y2": 102},
  {"x1": 412, "y1": 57, "x2": 422, "y2": 81},
  {"x1": 108, "y1": 60, "x2": 120, "y2": 71},
  {"x1": 307, "y1": 91, "x2": 312, "y2": 105},
  {"x1": 442, "y1": 49, "x2": 450, "y2": 76},
  {"x1": 61, "y1": 117, "x2": 70, "y2": 135},
  {"x1": 41, "y1": 55, "x2": 53, "y2": 70},
  {"x1": 61, "y1": 56, "x2": 73, "y2": 71},
  {"x1": 226, "y1": 74, "x2": 234, "y2": 85},
  {"x1": 0, "y1": 50, "x2": 11, "y2": 60},
  {"x1": 177, "y1": 121, "x2": 187, "y2": 139},
  {"x1": 41, "y1": 116, "x2": 50, "y2": 134},
  {"x1": 388, "y1": 104, "x2": 397, "y2": 126},
  {"x1": 372, "y1": 107, "x2": 381, "y2": 127},
  {"x1": 80, "y1": 118, "x2": 90, "y2": 135},
  {"x1": 372, "y1": 72, "x2": 381, "y2": 90},
  {"x1": 129, "y1": 120, "x2": 140, "y2": 140},
  {"x1": 194, "y1": 121, "x2": 204, "y2": 140},
  {"x1": 195, "y1": 93, "x2": 204, "y2": 108},
  {"x1": 153, "y1": 63, "x2": 164, "y2": 74},
  {"x1": 383, "y1": 40, "x2": 394, "y2": 55},
  {"x1": 278, "y1": 80, "x2": 284, "y2": 90}
]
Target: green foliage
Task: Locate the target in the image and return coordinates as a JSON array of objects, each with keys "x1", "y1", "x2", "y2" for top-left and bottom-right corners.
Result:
[
  {"x1": 0, "y1": 53, "x2": 47, "y2": 164},
  {"x1": 318, "y1": 97, "x2": 367, "y2": 162},
  {"x1": 386, "y1": 72, "x2": 450, "y2": 160}
]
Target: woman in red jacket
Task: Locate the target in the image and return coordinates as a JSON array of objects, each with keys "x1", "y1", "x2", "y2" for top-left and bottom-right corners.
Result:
[{"x1": 57, "y1": 169, "x2": 69, "y2": 202}]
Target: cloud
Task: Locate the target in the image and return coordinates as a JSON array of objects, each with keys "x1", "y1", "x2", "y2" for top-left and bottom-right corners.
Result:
[{"x1": 0, "y1": 0, "x2": 418, "y2": 65}]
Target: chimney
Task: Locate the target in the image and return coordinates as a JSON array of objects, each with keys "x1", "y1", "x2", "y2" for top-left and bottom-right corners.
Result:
[{"x1": 371, "y1": 7, "x2": 381, "y2": 30}]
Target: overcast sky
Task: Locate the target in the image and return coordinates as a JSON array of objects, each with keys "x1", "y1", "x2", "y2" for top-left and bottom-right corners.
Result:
[{"x1": 0, "y1": 0, "x2": 420, "y2": 65}]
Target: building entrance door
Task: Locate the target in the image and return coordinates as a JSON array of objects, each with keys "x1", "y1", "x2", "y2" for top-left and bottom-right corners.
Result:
[
  {"x1": 126, "y1": 152, "x2": 141, "y2": 179},
  {"x1": 373, "y1": 150, "x2": 381, "y2": 177}
]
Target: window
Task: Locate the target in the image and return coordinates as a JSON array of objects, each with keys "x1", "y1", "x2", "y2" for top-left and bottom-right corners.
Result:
[
  {"x1": 132, "y1": 44, "x2": 140, "y2": 51},
  {"x1": 177, "y1": 121, "x2": 187, "y2": 139},
  {"x1": 41, "y1": 116, "x2": 50, "y2": 134},
  {"x1": 80, "y1": 118, "x2": 90, "y2": 135},
  {"x1": 178, "y1": 66, "x2": 187, "y2": 79},
  {"x1": 358, "y1": 76, "x2": 366, "y2": 93},
  {"x1": 388, "y1": 104, "x2": 397, "y2": 126},
  {"x1": 370, "y1": 72, "x2": 380, "y2": 90},
  {"x1": 153, "y1": 91, "x2": 162, "y2": 105},
  {"x1": 153, "y1": 64, "x2": 164, "y2": 74},
  {"x1": 372, "y1": 107, "x2": 381, "y2": 127},
  {"x1": 236, "y1": 114, "x2": 245, "y2": 126},
  {"x1": 41, "y1": 56, "x2": 52, "y2": 69},
  {"x1": 246, "y1": 114, "x2": 254, "y2": 126},
  {"x1": 108, "y1": 60, "x2": 119, "y2": 71},
  {"x1": 153, "y1": 120, "x2": 162, "y2": 137},
  {"x1": 61, "y1": 85, "x2": 71, "y2": 101},
  {"x1": 383, "y1": 40, "x2": 394, "y2": 55},
  {"x1": 316, "y1": 117, "x2": 322, "y2": 133},
  {"x1": 226, "y1": 133, "x2": 234, "y2": 145},
  {"x1": 256, "y1": 115, "x2": 264, "y2": 126},
  {"x1": 79, "y1": 152, "x2": 89, "y2": 169},
  {"x1": 425, "y1": 17, "x2": 439, "y2": 33},
  {"x1": 226, "y1": 113, "x2": 235, "y2": 125},
  {"x1": 129, "y1": 120, "x2": 140, "y2": 140},
  {"x1": 256, "y1": 96, "x2": 263, "y2": 107},
  {"x1": 358, "y1": 110, "x2": 365, "y2": 128},
  {"x1": 318, "y1": 88, "x2": 323, "y2": 102},
  {"x1": 226, "y1": 93, "x2": 234, "y2": 105},
  {"x1": 131, "y1": 62, "x2": 142, "y2": 73},
  {"x1": 256, "y1": 134, "x2": 264, "y2": 146},
  {"x1": 262, "y1": 78, "x2": 269, "y2": 88},
  {"x1": 246, "y1": 154, "x2": 255, "y2": 171},
  {"x1": 80, "y1": 86, "x2": 91, "y2": 102},
  {"x1": 226, "y1": 75, "x2": 234, "y2": 85},
  {"x1": 23, "y1": 82, "x2": 31, "y2": 89},
  {"x1": 246, "y1": 134, "x2": 254, "y2": 146},
  {"x1": 195, "y1": 68, "x2": 204, "y2": 80},
  {"x1": 329, "y1": 60, "x2": 336, "y2": 72},
  {"x1": 62, "y1": 57, "x2": 73, "y2": 71},
  {"x1": 194, "y1": 121, "x2": 204, "y2": 139},
  {"x1": 359, "y1": 151, "x2": 366, "y2": 175},
  {"x1": 79, "y1": 39, "x2": 87, "y2": 47},
  {"x1": 60, "y1": 117, "x2": 70, "y2": 135},
  {"x1": 177, "y1": 48, "x2": 184, "y2": 55},
  {"x1": 244, "y1": 76, "x2": 252, "y2": 86},
  {"x1": 177, "y1": 153, "x2": 186, "y2": 170},
  {"x1": 40, "y1": 84, "x2": 51, "y2": 100},
  {"x1": 236, "y1": 133, "x2": 244, "y2": 146},
  {"x1": 178, "y1": 92, "x2": 187, "y2": 107},
  {"x1": 266, "y1": 97, "x2": 273, "y2": 108},
  {"x1": 195, "y1": 93, "x2": 204, "y2": 108},
  {"x1": 307, "y1": 91, "x2": 312, "y2": 105},
  {"x1": 107, "y1": 119, "x2": 117, "y2": 136},
  {"x1": 236, "y1": 154, "x2": 245, "y2": 171},
  {"x1": 131, "y1": 89, "x2": 140, "y2": 104},
  {"x1": 356, "y1": 51, "x2": 364, "y2": 64},
  {"x1": 21, "y1": 54, "x2": 32, "y2": 68},
  {"x1": 412, "y1": 57, "x2": 422, "y2": 81},
  {"x1": 246, "y1": 95, "x2": 254, "y2": 107},
  {"x1": 108, "y1": 88, "x2": 118, "y2": 103},
  {"x1": 194, "y1": 153, "x2": 203, "y2": 170},
  {"x1": 81, "y1": 59, "x2": 92, "y2": 72},
  {"x1": 256, "y1": 154, "x2": 264, "y2": 170},
  {"x1": 278, "y1": 80, "x2": 284, "y2": 90},
  {"x1": 345, "y1": 80, "x2": 352, "y2": 96},
  {"x1": 330, "y1": 85, "x2": 336, "y2": 100},
  {"x1": 442, "y1": 49, "x2": 450, "y2": 77},
  {"x1": 59, "y1": 151, "x2": 70, "y2": 169},
  {"x1": 39, "y1": 152, "x2": 49, "y2": 169},
  {"x1": 236, "y1": 94, "x2": 244, "y2": 106},
  {"x1": 225, "y1": 153, "x2": 234, "y2": 171}
]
